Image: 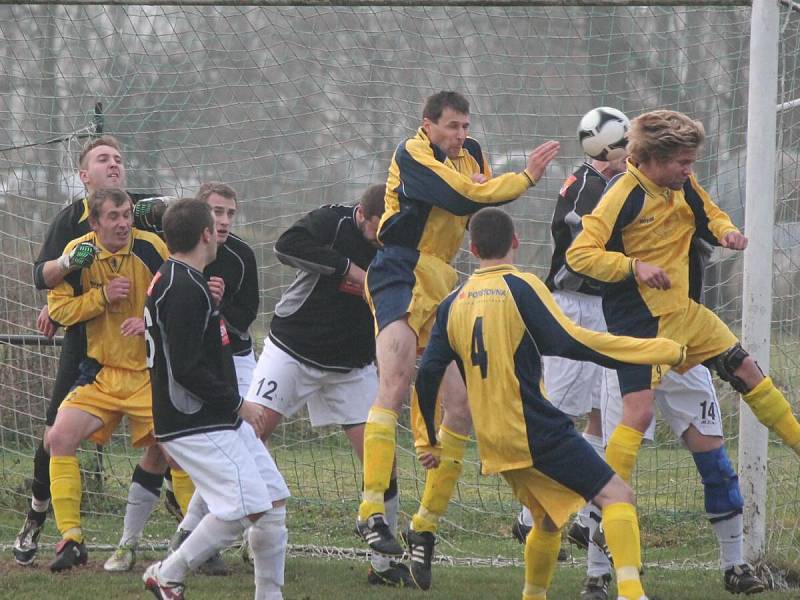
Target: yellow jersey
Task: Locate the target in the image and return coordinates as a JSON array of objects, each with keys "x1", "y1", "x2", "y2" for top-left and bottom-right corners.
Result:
[
  {"x1": 566, "y1": 160, "x2": 739, "y2": 318},
  {"x1": 378, "y1": 128, "x2": 532, "y2": 263},
  {"x1": 415, "y1": 264, "x2": 685, "y2": 474},
  {"x1": 49, "y1": 229, "x2": 168, "y2": 371}
]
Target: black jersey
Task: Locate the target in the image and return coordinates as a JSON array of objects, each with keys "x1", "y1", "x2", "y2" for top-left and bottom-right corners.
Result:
[
  {"x1": 269, "y1": 204, "x2": 377, "y2": 372},
  {"x1": 545, "y1": 163, "x2": 607, "y2": 296},
  {"x1": 204, "y1": 233, "x2": 259, "y2": 356},
  {"x1": 146, "y1": 258, "x2": 242, "y2": 442}
]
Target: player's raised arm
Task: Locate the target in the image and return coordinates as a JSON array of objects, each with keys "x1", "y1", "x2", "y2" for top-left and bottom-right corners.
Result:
[
  {"x1": 415, "y1": 293, "x2": 461, "y2": 448},
  {"x1": 394, "y1": 137, "x2": 558, "y2": 217},
  {"x1": 275, "y1": 205, "x2": 352, "y2": 277},
  {"x1": 506, "y1": 272, "x2": 685, "y2": 368},
  {"x1": 683, "y1": 174, "x2": 742, "y2": 247}
]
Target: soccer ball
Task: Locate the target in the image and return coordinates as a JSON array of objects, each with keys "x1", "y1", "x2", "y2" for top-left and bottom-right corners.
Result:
[{"x1": 578, "y1": 107, "x2": 630, "y2": 161}]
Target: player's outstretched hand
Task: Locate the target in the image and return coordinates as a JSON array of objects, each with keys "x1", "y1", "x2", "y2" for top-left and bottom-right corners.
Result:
[
  {"x1": 524, "y1": 140, "x2": 560, "y2": 184},
  {"x1": 207, "y1": 276, "x2": 225, "y2": 307},
  {"x1": 120, "y1": 317, "x2": 145, "y2": 336},
  {"x1": 105, "y1": 276, "x2": 131, "y2": 304},
  {"x1": 634, "y1": 260, "x2": 671, "y2": 290},
  {"x1": 239, "y1": 400, "x2": 267, "y2": 436},
  {"x1": 57, "y1": 241, "x2": 98, "y2": 275},
  {"x1": 37, "y1": 305, "x2": 58, "y2": 338},
  {"x1": 720, "y1": 231, "x2": 748, "y2": 251}
]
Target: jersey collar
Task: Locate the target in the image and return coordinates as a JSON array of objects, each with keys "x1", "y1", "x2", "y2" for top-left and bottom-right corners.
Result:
[
  {"x1": 626, "y1": 159, "x2": 672, "y2": 200},
  {"x1": 473, "y1": 263, "x2": 517, "y2": 276}
]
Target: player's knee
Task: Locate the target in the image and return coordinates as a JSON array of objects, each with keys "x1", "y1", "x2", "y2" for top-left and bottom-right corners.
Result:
[
  {"x1": 595, "y1": 474, "x2": 635, "y2": 507},
  {"x1": 692, "y1": 447, "x2": 743, "y2": 515},
  {"x1": 704, "y1": 344, "x2": 761, "y2": 393},
  {"x1": 622, "y1": 399, "x2": 654, "y2": 432},
  {"x1": 139, "y1": 444, "x2": 167, "y2": 472},
  {"x1": 45, "y1": 424, "x2": 80, "y2": 456}
]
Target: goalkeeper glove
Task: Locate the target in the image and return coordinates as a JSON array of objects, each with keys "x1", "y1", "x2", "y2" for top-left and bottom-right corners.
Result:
[
  {"x1": 133, "y1": 196, "x2": 177, "y2": 231},
  {"x1": 57, "y1": 242, "x2": 98, "y2": 275}
]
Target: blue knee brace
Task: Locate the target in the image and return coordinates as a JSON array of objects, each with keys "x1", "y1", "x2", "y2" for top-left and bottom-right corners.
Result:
[{"x1": 692, "y1": 447, "x2": 744, "y2": 516}]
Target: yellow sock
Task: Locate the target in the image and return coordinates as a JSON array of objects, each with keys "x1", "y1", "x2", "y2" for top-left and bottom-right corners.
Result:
[
  {"x1": 522, "y1": 527, "x2": 561, "y2": 600},
  {"x1": 743, "y1": 376, "x2": 800, "y2": 451},
  {"x1": 50, "y1": 455, "x2": 83, "y2": 542},
  {"x1": 411, "y1": 426, "x2": 467, "y2": 534},
  {"x1": 359, "y1": 406, "x2": 398, "y2": 521},
  {"x1": 603, "y1": 502, "x2": 645, "y2": 600},
  {"x1": 605, "y1": 425, "x2": 644, "y2": 483},
  {"x1": 170, "y1": 468, "x2": 196, "y2": 516}
]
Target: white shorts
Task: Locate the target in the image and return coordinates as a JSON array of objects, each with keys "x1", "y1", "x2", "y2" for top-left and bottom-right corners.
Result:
[
  {"x1": 602, "y1": 365, "x2": 723, "y2": 444},
  {"x1": 233, "y1": 350, "x2": 257, "y2": 399},
  {"x1": 543, "y1": 290, "x2": 608, "y2": 417},
  {"x1": 162, "y1": 422, "x2": 291, "y2": 521},
  {"x1": 247, "y1": 338, "x2": 377, "y2": 427}
]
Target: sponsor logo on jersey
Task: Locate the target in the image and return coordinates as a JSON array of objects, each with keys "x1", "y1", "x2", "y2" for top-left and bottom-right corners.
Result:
[
  {"x1": 220, "y1": 320, "x2": 230, "y2": 346},
  {"x1": 466, "y1": 288, "x2": 507, "y2": 299},
  {"x1": 638, "y1": 215, "x2": 655, "y2": 224}
]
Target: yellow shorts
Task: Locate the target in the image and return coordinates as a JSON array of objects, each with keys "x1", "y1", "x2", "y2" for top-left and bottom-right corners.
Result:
[
  {"x1": 60, "y1": 365, "x2": 154, "y2": 448},
  {"x1": 366, "y1": 246, "x2": 458, "y2": 348},
  {"x1": 613, "y1": 299, "x2": 738, "y2": 395},
  {"x1": 502, "y1": 467, "x2": 587, "y2": 530}
]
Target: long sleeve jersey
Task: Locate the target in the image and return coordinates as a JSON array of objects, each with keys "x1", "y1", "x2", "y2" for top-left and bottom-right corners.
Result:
[
  {"x1": 48, "y1": 229, "x2": 167, "y2": 371},
  {"x1": 271, "y1": 204, "x2": 377, "y2": 371},
  {"x1": 146, "y1": 258, "x2": 243, "y2": 441},
  {"x1": 415, "y1": 265, "x2": 685, "y2": 475},
  {"x1": 545, "y1": 162, "x2": 608, "y2": 295},
  {"x1": 378, "y1": 128, "x2": 533, "y2": 263},
  {"x1": 566, "y1": 161, "x2": 739, "y2": 319},
  {"x1": 204, "y1": 233, "x2": 259, "y2": 356}
]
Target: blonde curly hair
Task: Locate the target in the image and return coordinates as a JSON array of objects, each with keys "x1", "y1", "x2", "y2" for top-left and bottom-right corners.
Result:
[{"x1": 628, "y1": 110, "x2": 705, "y2": 163}]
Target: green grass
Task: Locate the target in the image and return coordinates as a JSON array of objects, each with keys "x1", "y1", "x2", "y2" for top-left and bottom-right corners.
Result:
[{"x1": 1, "y1": 554, "x2": 799, "y2": 599}]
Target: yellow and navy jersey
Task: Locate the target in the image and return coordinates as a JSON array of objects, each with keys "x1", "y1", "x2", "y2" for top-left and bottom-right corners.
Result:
[
  {"x1": 566, "y1": 160, "x2": 739, "y2": 319},
  {"x1": 378, "y1": 128, "x2": 531, "y2": 264},
  {"x1": 48, "y1": 229, "x2": 168, "y2": 371},
  {"x1": 415, "y1": 265, "x2": 685, "y2": 475}
]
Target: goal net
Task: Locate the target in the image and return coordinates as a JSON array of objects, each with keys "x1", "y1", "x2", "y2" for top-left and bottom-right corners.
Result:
[{"x1": 1, "y1": 2, "x2": 799, "y2": 575}]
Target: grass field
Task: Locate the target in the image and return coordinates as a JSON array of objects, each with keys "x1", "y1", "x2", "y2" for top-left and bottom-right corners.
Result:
[
  {"x1": 2, "y1": 425, "x2": 800, "y2": 597},
  {"x1": 2, "y1": 553, "x2": 800, "y2": 599}
]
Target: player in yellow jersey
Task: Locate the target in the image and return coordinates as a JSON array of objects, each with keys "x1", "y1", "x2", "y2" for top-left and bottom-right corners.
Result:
[
  {"x1": 356, "y1": 90, "x2": 559, "y2": 589},
  {"x1": 416, "y1": 207, "x2": 687, "y2": 600},
  {"x1": 566, "y1": 110, "x2": 800, "y2": 588},
  {"x1": 45, "y1": 188, "x2": 168, "y2": 571}
]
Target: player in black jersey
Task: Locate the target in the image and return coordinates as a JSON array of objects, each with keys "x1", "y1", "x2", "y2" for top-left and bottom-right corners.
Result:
[
  {"x1": 244, "y1": 185, "x2": 405, "y2": 585},
  {"x1": 13, "y1": 135, "x2": 173, "y2": 568},
  {"x1": 143, "y1": 199, "x2": 289, "y2": 600},
  {"x1": 166, "y1": 182, "x2": 260, "y2": 576}
]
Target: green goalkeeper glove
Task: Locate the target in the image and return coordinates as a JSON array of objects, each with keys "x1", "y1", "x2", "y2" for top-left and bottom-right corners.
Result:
[
  {"x1": 133, "y1": 196, "x2": 177, "y2": 231},
  {"x1": 57, "y1": 242, "x2": 98, "y2": 274}
]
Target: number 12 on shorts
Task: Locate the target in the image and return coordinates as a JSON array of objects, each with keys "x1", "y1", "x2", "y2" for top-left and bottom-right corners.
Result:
[{"x1": 256, "y1": 378, "x2": 277, "y2": 402}]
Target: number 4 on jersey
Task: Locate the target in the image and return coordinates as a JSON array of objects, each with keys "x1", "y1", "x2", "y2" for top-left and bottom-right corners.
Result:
[{"x1": 471, "y1": 317, "x2": 488, "y2": 379}]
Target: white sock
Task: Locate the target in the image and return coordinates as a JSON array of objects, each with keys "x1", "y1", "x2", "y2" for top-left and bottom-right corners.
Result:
[
  {"x1": 519, "y1": 505, "x2": 533, "y2": 527},
  {"x1": 119, "y1": 482, "x2": 160, "y2": 547},
  {"x1": 178, "y1": 491, "x2": 209, "y2": 533},
  {"x1": 710, "y1": 511, "x2": 743, "y2": 570},
  {"x1": 31, "y1": 496, "x2": 50, "y2": 513},
  {"x1": 371, "y1": 489, "x2": 400, "y2": 571},
  {"x1": 160, "y1": 514, "x2": 246, "y2": 582},
  {"x1": 249, "y1": 506, "x2": 287, "y2": 600},
  {"x1": 587, "y1": 534, "x2": 612, "y2": 577}
]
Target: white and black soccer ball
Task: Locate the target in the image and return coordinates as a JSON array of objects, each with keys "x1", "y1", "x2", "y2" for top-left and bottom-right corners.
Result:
[{"x1": 577, "y1": 107, "x2": 630, "y2": 161}]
